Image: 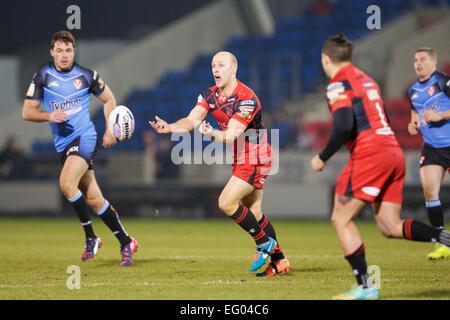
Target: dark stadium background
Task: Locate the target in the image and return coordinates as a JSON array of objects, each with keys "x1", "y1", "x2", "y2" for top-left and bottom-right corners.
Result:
[{"x1": 0, "y1": 0, "x2": 449, "y2": 219}]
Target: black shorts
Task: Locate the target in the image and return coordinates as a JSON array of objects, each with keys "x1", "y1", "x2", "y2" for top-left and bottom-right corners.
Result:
[
  {"x1": 59, "y1": 136, "x2": 97, "y2": 170},
  {"x1": 420, "y1": 143, "x2": 450, "y2": 169}
]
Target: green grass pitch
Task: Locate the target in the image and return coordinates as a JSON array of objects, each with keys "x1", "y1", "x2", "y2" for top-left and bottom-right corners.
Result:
[{"x1": 0, "y1": 218, "x2": 449, "y2": 300}]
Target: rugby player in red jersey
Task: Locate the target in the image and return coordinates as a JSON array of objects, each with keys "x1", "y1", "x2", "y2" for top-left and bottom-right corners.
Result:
[
  {"x1": 311, "y1": 34, "x2": 450, "y2": 299},
  {"x1": 149, "y1": 51, "x2": 289, "y2": 276}
]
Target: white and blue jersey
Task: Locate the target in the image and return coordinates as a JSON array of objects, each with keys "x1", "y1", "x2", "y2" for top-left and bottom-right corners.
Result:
[
  {"x1": 26, "y1": 62, "x2": 106, "y2": 153},
  {"x1": 408, "y1": 71, "x2": 450, "y2": 148}
]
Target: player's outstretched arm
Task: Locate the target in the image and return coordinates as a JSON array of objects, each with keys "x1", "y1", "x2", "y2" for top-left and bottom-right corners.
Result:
[
  {"x1": 149, "y1": 105, "x2": 208, "y2": 134},
  {"x1": 97, "y1": 85, "x2": 117, "y2": 149},
  {"x1": 199, "y1": 118, "x2": 246, "y2": 144},
  {"x1": 22, "y1": 99, "x2": 68, "y2": 123}
]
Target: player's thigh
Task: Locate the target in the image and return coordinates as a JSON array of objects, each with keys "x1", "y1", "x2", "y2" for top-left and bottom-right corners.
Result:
[
  {"x1": 219, "y1": 176, "x2": 255, "y2": 214},
  {"x1": 420, "y1": 165, "x2": 445, "y2": 199},
  {"x1": 372, "y1": 201, "x2": 403, "y2": 238},
  {"x1": 331, "y1": 194, "x2": 366, "y2": 228},
  {"x1": 59, "y1": 155, "x2": 89, "y2": 189},
  {"x1": 241, "y1": 189, "x2": 264, "y2": 220}
]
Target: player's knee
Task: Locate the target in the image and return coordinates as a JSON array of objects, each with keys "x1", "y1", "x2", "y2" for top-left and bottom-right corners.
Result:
[
  {"x1": 330, "y1": 212, "x2": 348, "y2": 229},
  {"x1": 423, "y1": 186, "x2": 438, "y2": 200},
  {"x1": 59, "y1": 179, "x2": 77, "y2": 197},
  {"x1": 378, "y1": 220, "x2": 402, "y2": 239},
  {"x1": 85, "y1": 194, "x2": 104, "y2": 212},
  {"x1": 379, "y1": 227, "x2": 395, "y2": 238},
  {"x1": 218, "y1": 197, "x2": 237, "y2": 216}
]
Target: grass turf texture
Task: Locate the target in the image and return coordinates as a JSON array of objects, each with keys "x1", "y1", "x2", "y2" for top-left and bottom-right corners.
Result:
[{"x1": 0, "y1": 218, "x2": 449, "y2": 300}]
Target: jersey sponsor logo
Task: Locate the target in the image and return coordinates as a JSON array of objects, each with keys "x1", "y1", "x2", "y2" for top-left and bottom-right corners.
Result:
[
  {"x1": 367, "y1": 89, "x2": 380, "y2": 101},
  {"x1": 239, "y1": 99, "x2": 256, "y2": 106},
  {"x1": 50, "y1": 98, "x2": 82, "y2": 111},
  {"x1": 73, "y1": 79, "x2": 83, "y2": 90},
  {"x1": 411, "y1": 92, "x2": 419, "y2": 100},
  {"x1": 237, "y1": 105, "x2": 256, "y2": 120},
  {"x1": 363, "y1": 81, "x2": 374, "y2": 88},
  {"x1": 375, "y1": 127, "x2": 394, "y2": 135},
  {"x1": 326, "y1": 83, "x2": 346, "y2": 101},
  {"x1": 26, "y1": 83, "x2": 35, "y2": 97},
  {"x1": 329, "y1": 93, "x2": 348, "y2": 105},
  {"x1": 259, "y1": 178, "x2": 266, "y2": 185},
  {"x1": 218, "y1": 95, "x2": 227, "y2": 102},
  {"x1": 362, "y1": 186, "x2": 380, "y2": 197},
  {"x1": 326, "y1": 82, "x2": 344, "y2": 90},
  {"x1": 48, "y1": 81, "x2": 59, "y2": 88},
  {"x1": 208, "y1": 104, "x2": 215, "y2": 109}
]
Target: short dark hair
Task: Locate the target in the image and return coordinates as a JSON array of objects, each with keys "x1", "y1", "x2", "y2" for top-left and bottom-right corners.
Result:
[
  {"x1": 50, "y1": 31, "x2": 76, "y2": 49},
  {"x1": 322, "y1": 34, "x2": 354, "y2": 63},
  {"x1": 415, "y1": 47, "x2": 437, "y2": 60}
]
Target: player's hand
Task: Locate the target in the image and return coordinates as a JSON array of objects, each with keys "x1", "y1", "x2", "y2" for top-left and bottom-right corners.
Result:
[
  {"x1": 199, "y1": 121, "x2": 214, "y2": 136},
  {"x1": 311, "y1": 155, "x2": 326, "y2": 172},
  {"x1": 423, "y1": 110, "x2": 443, "y2": 123},
  {"x1": 48, "y1": 110, "x2": 68, "y2": 123},
  {"x1": 149, "y1": 116, "x2": 171, "y2": 134},
  {"x1": 407, "y1": 121, "x2": 419, "y2": 135},
  {"x1": 102, "y1": 131, "x2": 117, "y2": 149}
]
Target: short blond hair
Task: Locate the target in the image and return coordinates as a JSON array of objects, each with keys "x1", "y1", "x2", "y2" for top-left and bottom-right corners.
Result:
[{"x1": 415, "y1": 47, "x2": 437, "y2": 61}]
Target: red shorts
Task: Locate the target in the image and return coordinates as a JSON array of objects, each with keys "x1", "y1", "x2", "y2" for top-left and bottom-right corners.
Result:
[
  {"x1": 335, "y1": 147, "x2": 405, "y2": 203},
  {"x1": 232, "y1": 162, "x2": 272, "y2": 189}
]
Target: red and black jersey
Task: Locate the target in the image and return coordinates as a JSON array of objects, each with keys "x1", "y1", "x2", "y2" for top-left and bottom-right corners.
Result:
[
  {"x1": 326, "y1": 64, "x2": 400, "y2": 154},
  {"x1": 196, "y1": 80, "x2": 271, "y2": 165},
  {"x1": 196, "y1": 80, "x2": 265, "y2": 131}
]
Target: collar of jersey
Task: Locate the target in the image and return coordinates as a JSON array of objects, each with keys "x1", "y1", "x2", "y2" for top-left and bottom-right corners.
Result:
[
  {"x1": 418, "y1": 70, "x2": 438, "y2": 84},
  {"x1": 217, "y1": 79, "x2": 241, "y2": 100},
  {"x1": 51, "y1": 61, "x2": 76, "y2": 74}
]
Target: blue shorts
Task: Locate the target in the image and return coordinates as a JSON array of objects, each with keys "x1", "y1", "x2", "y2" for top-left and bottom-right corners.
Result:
[{"x1": 59, "y1": 134, "x2": 98, "y2": 170}]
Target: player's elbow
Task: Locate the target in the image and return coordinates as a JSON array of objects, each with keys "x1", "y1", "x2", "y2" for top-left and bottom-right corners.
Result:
[{"x1": 22, "y1": 107, "x2": 31, "y2": 121}]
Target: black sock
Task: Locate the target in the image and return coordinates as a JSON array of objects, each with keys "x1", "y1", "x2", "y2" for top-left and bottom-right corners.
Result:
[
  {"x1": 69, "y1": 191, "x2": 95, "y2": 239},
  {"x1": 231, "y1": 205, "x2": 269, "y2": 245},
  {"x1": 402, "y1": 218, "x2": 442, "y2": 242},
  {"x1": 98, "y1": 201, "x2": 131, "y2": 248},
  {"x1": 426, "y1": 200, "x2": 444, "y2": 229},
  {"x1": 345, "y1": 244, "x2": 371, "y2": 289},
  {"x1": 258, "y1": 215, "x2": 285, "y2": 260}
]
